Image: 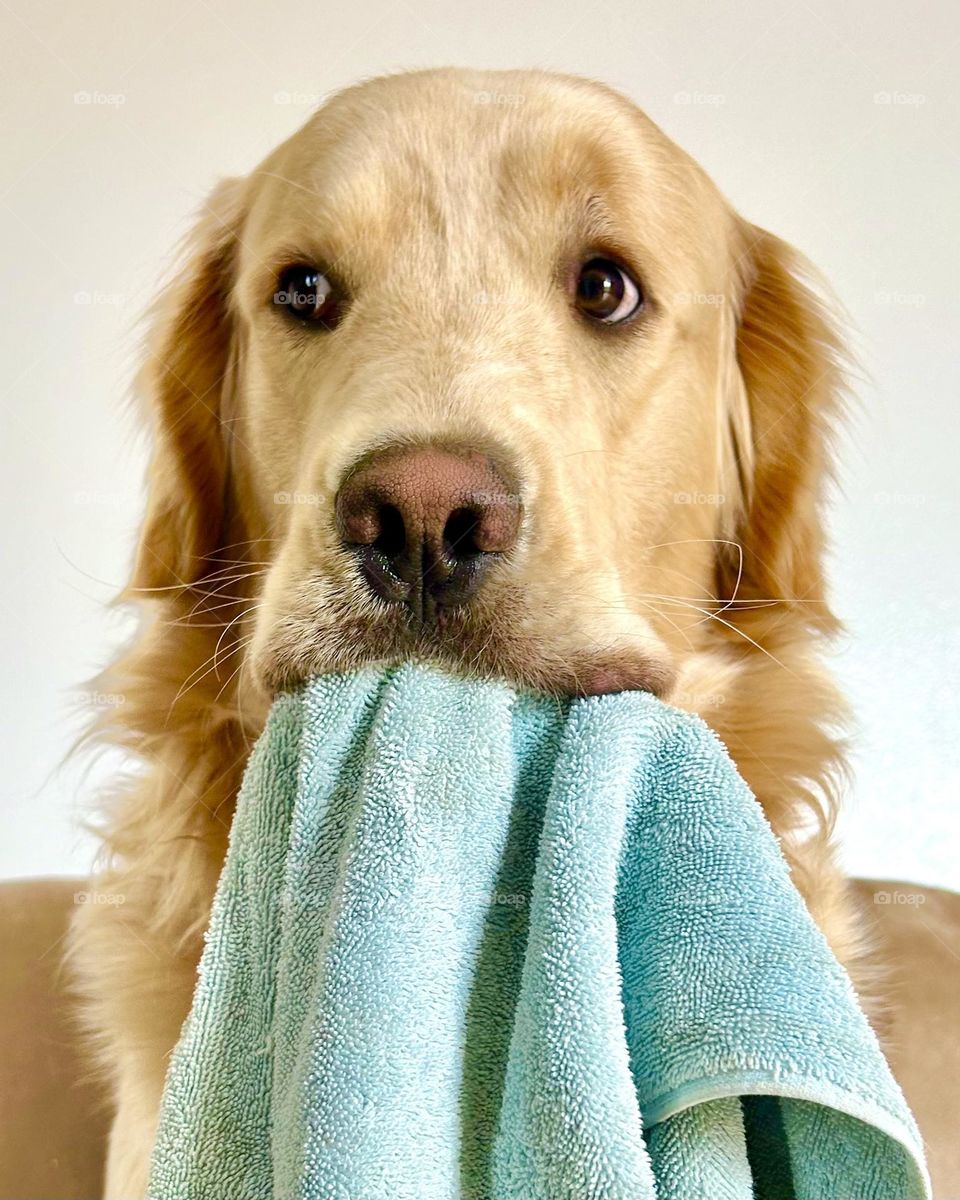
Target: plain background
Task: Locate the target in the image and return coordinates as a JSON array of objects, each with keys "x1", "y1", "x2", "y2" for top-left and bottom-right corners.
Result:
[{"x1": 1, "y1": 0, "x2": 957, "y2": 888}]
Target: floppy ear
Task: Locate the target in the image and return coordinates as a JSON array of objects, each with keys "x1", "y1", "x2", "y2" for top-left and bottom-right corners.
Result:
[
  {"x1": 129, "y1": 177, "x2": 245, "y2": 594},
  {"x1": 719, "y1": 226, "x2": 846, "y2": 630}
]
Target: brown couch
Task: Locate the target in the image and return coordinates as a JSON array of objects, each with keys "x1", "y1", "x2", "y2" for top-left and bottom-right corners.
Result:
[{"x1": 1, "y1": 876, "x2": 957, "y2": 1199}]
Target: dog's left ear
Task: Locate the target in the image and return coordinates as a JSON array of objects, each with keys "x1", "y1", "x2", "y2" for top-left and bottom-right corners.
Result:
[
  {"x1": 720, "y1": 225, "x2": 846, "y2": 629},
  {"x1": 129, "y1": 177, "x2": 246, "y2": 595}
]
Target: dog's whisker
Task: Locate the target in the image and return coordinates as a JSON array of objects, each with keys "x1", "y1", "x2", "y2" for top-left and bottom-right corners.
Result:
[
  {"x1": 167, "y1": 593, "x2": 267, "y2": 623},
  {"x1": 206, "y1": 558, "x2": 275, "y2": 568},
  {"x1": 166, "y1": 621, "x2": 258, "y2": 718},
  {"x1": 213, "y1": 640, "x2": 257, "y2": 708},
  {"x1": 213, "y1": 537, "x2": 279, "y2": 552},
  {"x1": 634, "y1": 600, "x2": 698, "y2": 652},
  {"x1": 180, "y1": 574, "x2": 269, "y2": 619},
  {"x1": 213, "y1": 604, "x2": 264, "y2": 674}
]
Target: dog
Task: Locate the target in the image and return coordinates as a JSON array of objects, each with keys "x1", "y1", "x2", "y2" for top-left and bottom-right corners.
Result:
[{"x1": 70, "y1": 67, "x2": 860, "y2": 1198}]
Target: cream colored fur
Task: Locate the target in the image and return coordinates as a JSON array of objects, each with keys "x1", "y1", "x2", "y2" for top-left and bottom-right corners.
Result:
[{"x1": 69, "y1": 68, "x2": 859, "y2": 1199}]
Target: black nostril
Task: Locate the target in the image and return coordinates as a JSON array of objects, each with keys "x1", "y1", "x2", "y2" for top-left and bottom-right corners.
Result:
[
  {"x1": 443, "y1": 507, "x2": 482, "y2": 560},
  {"x1": 373, "y1": 503, "x2": 406, "y2": 559}
]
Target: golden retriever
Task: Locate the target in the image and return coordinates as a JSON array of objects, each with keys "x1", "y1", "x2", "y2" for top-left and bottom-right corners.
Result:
[{"x1": 70, "y1": 67, "x2": 859, "y2": 1198}]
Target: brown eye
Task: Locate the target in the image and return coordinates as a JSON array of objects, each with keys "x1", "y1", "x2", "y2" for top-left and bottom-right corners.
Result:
[
  {"x1": 575, "y1": 257, "x2": 643, "y2": 324},
  {"x1": 275, "y1": 265, "x2": 341, "y2": 328}
]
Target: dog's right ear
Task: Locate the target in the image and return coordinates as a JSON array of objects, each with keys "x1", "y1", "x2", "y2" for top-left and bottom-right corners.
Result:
[{"x1": 129, "y1": 177, "x2": 246, "y2": 595}]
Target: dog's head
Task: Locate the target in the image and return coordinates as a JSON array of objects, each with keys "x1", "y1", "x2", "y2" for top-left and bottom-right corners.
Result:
[{"x1": 131, "y1": 68, "x2": 842, "y2": 701}]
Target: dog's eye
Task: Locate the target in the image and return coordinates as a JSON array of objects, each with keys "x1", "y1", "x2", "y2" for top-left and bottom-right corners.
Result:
[
  {"x1": 275, "y1": 265, "x2": 341, "y2": 328},
  {"x1": 574, "y1": 258, "x2": 643, "y2": 324}
]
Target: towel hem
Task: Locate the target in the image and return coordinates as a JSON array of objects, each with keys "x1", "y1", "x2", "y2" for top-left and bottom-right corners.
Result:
[{"x1": 641, "y1": 1072, "x2": 931, "y2": 1199}]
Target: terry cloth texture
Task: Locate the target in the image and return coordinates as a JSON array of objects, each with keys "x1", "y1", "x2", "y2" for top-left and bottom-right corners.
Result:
[{"x1": 148, "y1": 663, "x2": 929, "y2": 1200}]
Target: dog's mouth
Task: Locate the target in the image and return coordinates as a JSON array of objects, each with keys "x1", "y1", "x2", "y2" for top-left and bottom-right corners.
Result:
[{"x1": 251, "y1": 584, "x2": 674, "y2": 703}]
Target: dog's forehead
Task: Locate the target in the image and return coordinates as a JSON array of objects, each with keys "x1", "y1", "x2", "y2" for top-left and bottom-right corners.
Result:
[
  {"x1": 242, "y1": 70, "x2": 725, "y2": 274},
  {"x1": 300, "y1": 71, "x2": 660, "y2": 172},
  {"x1": 237, "y1": 70, "x2": 734, "y2": 302}
]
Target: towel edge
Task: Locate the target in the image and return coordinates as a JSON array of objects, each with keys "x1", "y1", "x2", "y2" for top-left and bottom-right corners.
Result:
[{"x1": 641, "y1": 1071, "x2": 932, "y2": 1199}]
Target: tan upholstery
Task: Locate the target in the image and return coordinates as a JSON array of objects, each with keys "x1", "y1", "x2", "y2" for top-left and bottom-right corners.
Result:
[
  {"x1": 0, "y1": 878, "x2": 110, "y2": 1200},
  {"x1": 851, "y1": 879, "x2": 960, "y2": 1196},
  {"x1": 1, "y1": 877, "x2": 957, "y2": 1199}
]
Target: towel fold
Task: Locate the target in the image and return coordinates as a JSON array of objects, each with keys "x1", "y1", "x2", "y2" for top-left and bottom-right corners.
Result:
[{"x1": 147, "y1": 663, "x2": 930, "y2": 1200}]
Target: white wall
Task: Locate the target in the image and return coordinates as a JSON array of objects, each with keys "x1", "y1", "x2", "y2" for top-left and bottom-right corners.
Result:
[{"x1": 1, "y1": 0, "x2": 957, "y2": 888}]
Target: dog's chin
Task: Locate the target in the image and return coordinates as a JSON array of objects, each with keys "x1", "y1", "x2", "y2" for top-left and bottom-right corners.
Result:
[{"x1": 250, "y1": 599, "x2": 675, "y2": 702}]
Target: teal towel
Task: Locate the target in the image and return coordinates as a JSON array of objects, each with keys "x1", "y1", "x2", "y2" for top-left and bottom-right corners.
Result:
[{"x1": 147, "y1": 663, "x2": 929, "y2": 1200}]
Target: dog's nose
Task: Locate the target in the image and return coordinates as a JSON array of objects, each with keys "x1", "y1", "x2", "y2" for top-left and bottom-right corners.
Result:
[{"x1": 335, "y1": 443, "x2": 521, "y2": 619}]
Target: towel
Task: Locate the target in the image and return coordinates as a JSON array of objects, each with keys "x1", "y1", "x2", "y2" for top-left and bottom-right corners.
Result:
[{"x1": 147, "y1": 662, "x2": 930, "y2": 1200}]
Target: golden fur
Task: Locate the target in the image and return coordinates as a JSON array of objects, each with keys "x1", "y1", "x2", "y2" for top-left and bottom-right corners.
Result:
[{"x1": 70, "y1": 68, "x2": 861, "y2": 1198}]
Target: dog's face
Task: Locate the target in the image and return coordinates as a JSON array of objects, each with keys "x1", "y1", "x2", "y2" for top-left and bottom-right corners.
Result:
[{"x1": 133, "y1": 69, "x2": 841, "y2": 701}]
